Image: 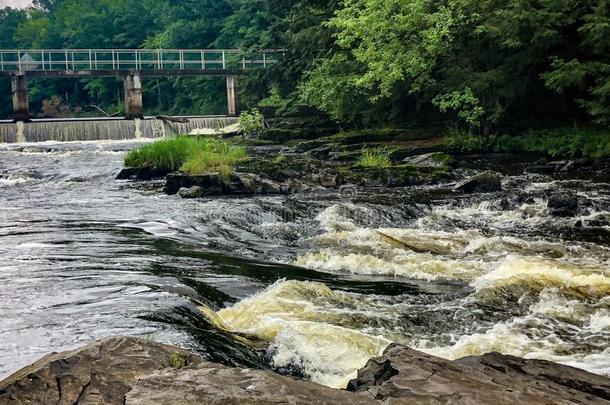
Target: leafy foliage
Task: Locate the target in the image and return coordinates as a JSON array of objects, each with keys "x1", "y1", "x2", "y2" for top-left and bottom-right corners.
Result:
[{"x1": 238, "y1": 109, "x2": 264, "y2": 135}]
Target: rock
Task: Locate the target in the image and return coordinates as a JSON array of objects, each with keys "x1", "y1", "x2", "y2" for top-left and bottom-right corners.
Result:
[
  {"x1": 583, "y1": 213, "x2": 610, "y2": 227},
  {"x1": 165, "y1": 172, "x2": 224, "y2": 195},
  {"x1": 0, "y1": 337, "x2": 200, "y2": 405},
  {"x1": 402, "y1": 152, "x2": 454, "y2": 168},
  {"x1": 0, "y1": 337, "x2": 371, "y2": 405},
  {"x1": 178, "y1": 186, "x2": 204, "y2": 199},
  {"x1": 312, "y1": 173, "x2": 338, "y2": 188},
  {"x1": 348, "y1": 344, "x2": 610, "y2": 404},
  {"x1": 548, "y1": 192, "x2": 579, "y2": 217},
  {"x1": 117, "y1": 167, "x2": 166, "y2": 180},
  {"x1": 454, "y1": 171, "x2": 502, "y2": 193},
  {"x1": 126, "y1": 362, "x2": 374, "y2": 405},
  {"x1": 165, "y1": 172, "x2": 286, "y2": 196}
]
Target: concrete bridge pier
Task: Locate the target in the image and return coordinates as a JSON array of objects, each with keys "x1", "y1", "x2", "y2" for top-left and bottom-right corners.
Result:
[
  {"x1": 226, "y1": 75, "x2": 241, "y2": 117},
  {"x1": 124, "y1": 74, "x2": 143, "y2": 119},
  {"x1": 11, "y1": 75, "x2": 29, "y2": 121}
]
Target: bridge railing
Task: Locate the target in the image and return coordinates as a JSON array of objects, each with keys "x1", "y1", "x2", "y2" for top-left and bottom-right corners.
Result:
[{"x1": 0, "y1": 49, "x2": 284, "y2": 74}]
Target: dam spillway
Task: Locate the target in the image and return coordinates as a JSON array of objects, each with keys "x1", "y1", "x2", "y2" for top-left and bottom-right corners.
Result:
[{"x1": 0, "y1": 116, "x2": 237, "y2": 143}]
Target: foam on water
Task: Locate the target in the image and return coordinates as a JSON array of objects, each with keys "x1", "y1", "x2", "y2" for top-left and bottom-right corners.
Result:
[{"x1": 201, "y1": 280, "x2": 390, "y2": 388}]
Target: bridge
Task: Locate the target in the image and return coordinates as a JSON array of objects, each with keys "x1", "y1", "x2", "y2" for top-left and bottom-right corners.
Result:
[{"x1": 0, "y1": 49, "x2": 283, "y2": 120}]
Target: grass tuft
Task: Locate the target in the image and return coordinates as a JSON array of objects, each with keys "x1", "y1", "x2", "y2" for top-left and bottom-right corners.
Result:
[
  {"x1": 124, "y1": 136, "x2": 246, "y2": 176},
  {"x1": 358, "y1": 146, "x2": 391, "y2": 167}
]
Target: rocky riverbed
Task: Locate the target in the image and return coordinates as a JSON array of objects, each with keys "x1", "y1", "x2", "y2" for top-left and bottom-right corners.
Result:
[{"x1": 1, "y1": 132, "x2": 609, "y2": 403}]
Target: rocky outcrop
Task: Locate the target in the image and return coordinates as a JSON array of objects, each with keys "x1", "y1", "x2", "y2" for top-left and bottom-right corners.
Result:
[
  {"x1": 548, "y1": 192, "x2": 579, "y2": 217},
  {"x1": 0, "y1": 337, "x2": 200, "y2": 404},
  {"x1": 348, "y1": 344, "x2": 610, "y2": 404},
  {"x1": 3, "y1": 339, "x2": 610, "y2": 405},
  {"x1": 454, "y1": 170, "x2": 502, "y2": 193},
  {"x1": 0, "y1": 337, "x2": 371, "y2": 405}
]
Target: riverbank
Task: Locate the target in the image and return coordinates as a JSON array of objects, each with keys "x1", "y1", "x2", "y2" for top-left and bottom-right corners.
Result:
[{"x1": 2, "y1": 336, "x2": 609, "y2": 404}]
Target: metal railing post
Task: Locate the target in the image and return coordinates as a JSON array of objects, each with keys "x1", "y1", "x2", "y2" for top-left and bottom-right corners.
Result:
[
  {"x1": 222, "y1": 50, "x2": 226, "y2": 69},
  {"x1": 1, "y1": 52, "x2": 3, "y2": 71},
  {"x1": 18, "y1": 50, "x2": 22, "y2": 73},
  {"x1": 263, "y1": 52, "x2": 266, "y2": 68},
  {"x1": 112, "y1": 50, "x2": 115, "y2": 70},
  {"x1": 201, "y1": 50, "x2": 205, "y2": 70},
  {"x1": 89, "y1": 50, "x2": 92, "y2": 69},
  {"x1": 64, "y1": 50, "x2": 68, "y2": 70}
]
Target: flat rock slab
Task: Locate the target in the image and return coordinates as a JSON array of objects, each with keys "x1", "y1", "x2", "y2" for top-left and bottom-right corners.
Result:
[
  {"x1": 0, "y1": 337, "x2": 201, "y2": 404},
  {"x1": 2, "y1": 338, "x2": 610, "y2": 404},
  {"x1": 349, "y1": 344, "x2": 610, "y2": 404}
]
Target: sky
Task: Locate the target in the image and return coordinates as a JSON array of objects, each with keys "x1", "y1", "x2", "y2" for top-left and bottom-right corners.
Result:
[{"x1": 0, "y1": 0, "x2": 32, "y2": 8}]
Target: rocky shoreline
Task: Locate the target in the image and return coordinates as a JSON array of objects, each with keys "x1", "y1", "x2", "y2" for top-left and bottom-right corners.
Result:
[{"x1": 1, "y1": 337, "x2": 609, "y2": 404}]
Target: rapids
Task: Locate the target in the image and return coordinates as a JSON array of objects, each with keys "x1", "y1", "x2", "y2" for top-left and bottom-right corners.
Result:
[{"x1": 0, "y1": 140, "x2": 608, "y2": 389}]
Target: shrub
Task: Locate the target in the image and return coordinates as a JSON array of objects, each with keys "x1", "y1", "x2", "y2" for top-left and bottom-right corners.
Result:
[
  {"x1": 358, "y1": 146, "x2": 391, "y2": 167},
  {"x1": 124, "y1": 136, "x2": 246, "y2": 176},
  {"x1": 238, "y1": 108, "x2": 264, "y2": 135}
]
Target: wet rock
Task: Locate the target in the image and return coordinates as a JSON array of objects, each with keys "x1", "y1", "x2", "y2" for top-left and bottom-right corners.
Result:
[
  {"x1": 165, "y1": 172, "x2": 224, "y2": 195},
  {"x1": 165, "y1": 172, "x2": 286, "y2": 196},
  {"x1": 0, "y1": 337, "x2": 200, "y2": 405},
  {"x1": 349, "y1": 344, "x2": 610, "y2": 404},
  {"x1": 311, "y1": 173, "x2": 338, "y2": 188},
  {"x1": 548, "y1": 192, "x2": 579, "y2": 217},
  {"x1": 582, "y1": 213, "x2": 610, "y2": 227},
  {"x1": 117, "y1": 167, "x2": 166, "y2": 181},
  {"x1": 402, "y1": 152, "x2": 454, "y2": 168},
  {"x1": 454, "y1": 170, "x2": 502, "y2": 193},
  {"x1": 178, "y1": 186, "x2": 204, "y2": 199}
]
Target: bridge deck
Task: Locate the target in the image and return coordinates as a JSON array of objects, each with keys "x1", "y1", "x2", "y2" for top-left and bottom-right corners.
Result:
[{"x1": 0, "y1": 49, "x2": 281, "y2": 76}]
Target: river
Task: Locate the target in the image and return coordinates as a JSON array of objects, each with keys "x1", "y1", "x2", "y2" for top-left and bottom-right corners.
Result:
[{"x1": 0, "y1": 139, "x2": 609, "y2": 389}]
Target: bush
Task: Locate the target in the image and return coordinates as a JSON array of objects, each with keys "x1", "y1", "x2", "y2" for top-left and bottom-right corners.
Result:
[
  {"x1": 358, "y1": 146, "x2": 391, "y2": 167},
  {"x1": 446, "y1": 127, "x2": 610, "y2": 158},
  {"x1": 238, "y1": 108, "x2": 264, "y2": 135},
  {"x1": 124, "y1": 136, "x2": 246, "y2": 176}
]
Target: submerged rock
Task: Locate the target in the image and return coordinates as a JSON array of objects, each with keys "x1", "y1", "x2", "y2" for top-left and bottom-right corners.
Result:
[
  {"x1": 548, "y1": 192, "x2": 579, "y2": 217},
  {"x1": 349, "y1": 344, "x2": 610, "y2": 404},
  {"x1": 454, "y1": 170, "x2": 502, "y2": 193},
  {"x1": 178, "y1": 186, "x2": 204, "y2": 199}
]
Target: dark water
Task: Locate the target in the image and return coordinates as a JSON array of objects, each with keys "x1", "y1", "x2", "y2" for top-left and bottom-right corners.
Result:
[{"x1": 0, "y1": 140, "x2": 609, "y2": 388}]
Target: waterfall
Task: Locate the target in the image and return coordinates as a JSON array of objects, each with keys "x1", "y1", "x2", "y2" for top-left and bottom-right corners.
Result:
[{"x1": 0, "y1": 117, "x2": 238, "y2": 143}]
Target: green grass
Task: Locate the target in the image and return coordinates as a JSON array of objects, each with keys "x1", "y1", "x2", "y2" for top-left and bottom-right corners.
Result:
[
  {"x1": 446, "y1": 127, "x2": 610, "y2": 158},
  {"x1": 124, "y1": 136, "x2": 246, "y2": 176},
  {"x1": 358, "y1": 146, "x2": 392, "y2": 167}
]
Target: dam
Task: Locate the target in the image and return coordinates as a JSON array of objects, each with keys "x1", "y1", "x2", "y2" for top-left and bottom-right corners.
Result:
[{"x1": 0, "y1": 116, "x2": 237, "y2": 143}]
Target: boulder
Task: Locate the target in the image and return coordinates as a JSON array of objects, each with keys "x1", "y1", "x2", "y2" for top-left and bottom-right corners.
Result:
[
  {"x1": 548, "y1": 192, "x2": 579, "y2": 217},
  {"x1": 0, "y1": 337, "x2": 200, "y2": 405},
  {"x1": 348, "y1": 344, "x2": 610, "y2": 404},
  {"x1": 454, "y1": 171, "x2": 502, "y2": 193},
  {"x1": 178, "y1": 186, "x2": 204, "y2": 199}
]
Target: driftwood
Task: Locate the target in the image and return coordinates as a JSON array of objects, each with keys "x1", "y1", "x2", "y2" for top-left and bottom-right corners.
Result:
[
  {"x1": 88, "y1": 104, "x2": 120, "y2": 117},
  {"x1": 156, "y1": 115, "x2": 190, "y2": 124}
]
